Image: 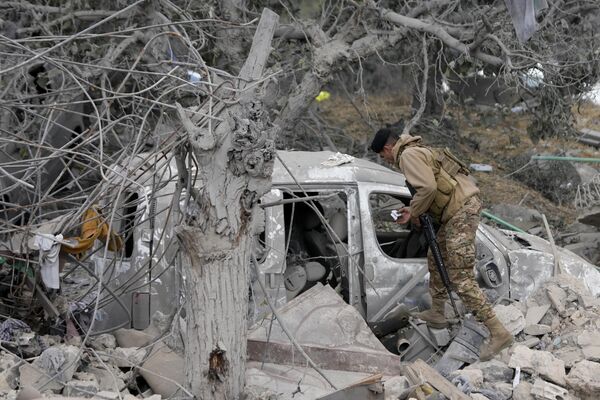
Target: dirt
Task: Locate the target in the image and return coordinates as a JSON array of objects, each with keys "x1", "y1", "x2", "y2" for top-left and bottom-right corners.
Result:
[{"x1": 318, "y1": 95, "x2": 600, "y2": 228}]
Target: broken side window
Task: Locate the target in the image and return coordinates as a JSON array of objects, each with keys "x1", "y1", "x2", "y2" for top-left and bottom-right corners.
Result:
[
  {"x1": 282, "y1": 190, "x2": 349, "y2": 300},
  {"x1": 368, "y1": 192, "x2": 427, "y2": 259}
]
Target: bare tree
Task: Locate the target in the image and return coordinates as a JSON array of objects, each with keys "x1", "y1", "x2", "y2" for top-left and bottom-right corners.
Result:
[{"x1": 0, "y1": 1, "x2": 599, "y2": 398}]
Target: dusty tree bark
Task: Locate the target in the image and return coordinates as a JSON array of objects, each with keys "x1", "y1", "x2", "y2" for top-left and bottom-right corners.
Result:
[{"x1": 176, "y1": 8, "x2": 279, "y2": 400}]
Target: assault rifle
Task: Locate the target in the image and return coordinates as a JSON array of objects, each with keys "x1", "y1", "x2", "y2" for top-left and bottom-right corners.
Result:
[{"x1": 419, "y1": 213, "x2": 461, "y2": 319}]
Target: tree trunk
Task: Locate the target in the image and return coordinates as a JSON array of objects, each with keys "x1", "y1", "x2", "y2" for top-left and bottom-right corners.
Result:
[
  {"x1": 175, "y1": 9, "x2": 279, "y2": 399},
  {"x1": 179, "y1": 230, "x2": 250, "y2": 398}
]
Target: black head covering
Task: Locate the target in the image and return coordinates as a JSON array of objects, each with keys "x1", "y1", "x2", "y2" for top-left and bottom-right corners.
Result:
[{"x1": 370, "y1": 128, "x2": 394, "y2": 153}]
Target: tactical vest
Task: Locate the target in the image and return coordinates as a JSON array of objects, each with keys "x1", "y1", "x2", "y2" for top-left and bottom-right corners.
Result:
[{"x1": 415, "y1": 145, "x2": 470, "y2": 222}]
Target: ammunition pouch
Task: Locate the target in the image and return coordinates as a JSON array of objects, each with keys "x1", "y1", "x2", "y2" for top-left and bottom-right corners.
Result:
[{"x1": 428, "y1": 147, "x2": 469, "y2": 221}]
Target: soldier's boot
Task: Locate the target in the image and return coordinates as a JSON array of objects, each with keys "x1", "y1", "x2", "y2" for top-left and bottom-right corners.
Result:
[
  {"x1": 414, "y1": 298, "x2": 449, "y2": 329},
  {"x1": 480, "y1": 316, "x2": 514, "y2": 361}
]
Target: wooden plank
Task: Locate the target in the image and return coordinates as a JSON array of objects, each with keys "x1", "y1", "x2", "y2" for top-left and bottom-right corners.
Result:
[
  {"x1": 410, "y1": 359, "x2": 471, "y2": 400},
  {"x1": 247, "y1": 339, "x2": 403, "y2": 376}
]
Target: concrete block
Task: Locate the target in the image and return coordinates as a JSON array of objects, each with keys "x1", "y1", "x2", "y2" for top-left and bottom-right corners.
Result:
[
  {"x1": 566, "y1": 360, "x2": 600, "y2": 395},
  {"x1": 508, "y1": 345, "x2": 566, "y2": 386},
  {"x1": 530, "y1": 378, "x2": 569, "y2": 400},
  {"x1": 523, "y1": 324, "x2": 551, "y2": 336},
  {"x1": 494, "y1": 304, "x2": 525, "y2": 335},
  {"x1": 525, "y1": 304, "x2": 550, "y2": 326}
]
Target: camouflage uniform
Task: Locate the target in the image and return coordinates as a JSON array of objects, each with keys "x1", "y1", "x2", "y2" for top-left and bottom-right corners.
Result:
[{"x1": 426, "y1": 195, "x2": 494, "y2": 322}]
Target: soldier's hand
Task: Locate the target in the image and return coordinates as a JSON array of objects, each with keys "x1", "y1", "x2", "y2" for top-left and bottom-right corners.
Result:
[
  {"x1": 396, "y1": 207, "x2": 411, "y2": 225},
  {"x1": 411, "y1": 214, "x2": 421, "y2": 228}
]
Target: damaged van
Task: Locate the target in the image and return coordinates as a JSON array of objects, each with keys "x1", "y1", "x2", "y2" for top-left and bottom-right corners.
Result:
[{"x1": 91, "y1": 150, "x2": 600, "y2": 357}]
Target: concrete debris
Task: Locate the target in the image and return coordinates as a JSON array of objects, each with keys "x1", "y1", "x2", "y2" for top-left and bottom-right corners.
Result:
[
  {"x1": 465, "y1": 359, "x2": 514, "y2": 383},
  {"x1": 87, "y1": 334, "x2": 117, "y2": 351},
  {"x1": 525, "y1": 304, "x2": 551, "y2": 326},
  {"x1": 139, "y1": 344, "x2": 185, "y2": 398},
  {"x1": 18, "y1": 345, "x2": 81, "y2": 392},
  {"x1": 508, "y1": 345, "x2": 566, "y2": 386},
  {"x1": 565, "y1": 360, "x2": 600, "y2": 397},
  {"x1": 523, "y1": 324, "x2": 552, "y2": 336},
  {"x1": 530, "y1": 378, "x2": 570, "y2": 400},
  {"x1": 494, "y1": 304, "x2": 525, "y2": 335}
]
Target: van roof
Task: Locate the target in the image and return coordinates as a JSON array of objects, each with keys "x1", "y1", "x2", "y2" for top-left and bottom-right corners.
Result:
[{"x1": 273, "y1": 151, "x2": 406, "y2": 187}]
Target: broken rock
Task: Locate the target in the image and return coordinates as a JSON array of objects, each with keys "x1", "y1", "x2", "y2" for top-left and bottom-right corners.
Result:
[
  {"x1": 525, "y1": 304, "x2": 551, "y2": 327},
  {"x1": 494, "y1": 304, "x2": 525, "y2": 335},
  {"x1": 18, "y1": 345, "x2": 80, "y2": 392},
  {"x1": 105, "y1": 347, "x2": 146, "y2": 368},
  {"x1": 531, "y1": 378, "x2": 569, "y2": 400},
  {"x1": 85, "y1": 365, "x2": 126, "y2": 392},
  {"x1": 523, "y1": 324, "x2": 552, "y2": 336},
  {"x1": 566, "y1": 360, "x2": 600, "y2": 396},
  {"x1": 508, "y1": 345, "x2": 566, "y2": 386}
]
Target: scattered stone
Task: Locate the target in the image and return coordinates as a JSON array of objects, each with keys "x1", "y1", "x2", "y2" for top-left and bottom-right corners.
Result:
[
  {"x1": 18, "y1": 345, "x2": 80, "y2": 392},
  {"x1": 88, "y1": 334, "x2": 117, "y2": 351},
  {"x1": 512, "y1": 381, "x2": 534, "y2": 400},
  {"x1": 465, "y1": 359, "x2": 513, "y2": 383},
  {"x1": 520, "y1": 337, "x2": 541, "y2": 348},
  {"x1": 531, "y1": 378, "x2": 569, "y2": 400},
  {"x1": 470, "y1": 394, "x2": 489, "y2": 400},
  {"x1": 524, "y1": 324, "x2": 552, "y2": 336},
  {"x1": 494, "y1": 304, "x2": 525, "y2": 335},
  {"x1": 63, "y1": 379, "x2": 100, "y2": 398},
  {"x1": 566, "y1": 360, "x2": 600, "y2": 395},
  {"x1": 508, "y1": 345, "x2": 566, "y2": 386},
  {"x1": 525, "y1": 304, "x2": 551, "y2": 327},
  {"x1": 546, "y1": 286, "x2": 567, "y2": 316},
  {"x1": 449, "y1": 368, "x2": 483, "y2": 388}
]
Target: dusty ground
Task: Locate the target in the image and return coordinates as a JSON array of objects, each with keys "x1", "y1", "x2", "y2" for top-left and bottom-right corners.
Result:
[{"x1": 318, "y1": 94, "x2": 600, "y2": 228}]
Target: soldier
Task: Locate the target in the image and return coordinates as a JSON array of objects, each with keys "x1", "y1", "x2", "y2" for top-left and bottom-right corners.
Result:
[{"x1": 370, "y1": 128, "x2": 513, "y2": 361}]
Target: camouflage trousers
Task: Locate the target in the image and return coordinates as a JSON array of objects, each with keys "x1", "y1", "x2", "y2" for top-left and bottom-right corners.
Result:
[{"x1": 427, "y1": 196, "x2": 495, "y2": 322}]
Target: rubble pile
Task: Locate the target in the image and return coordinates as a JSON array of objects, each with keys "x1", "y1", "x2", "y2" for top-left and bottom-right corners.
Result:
[
  {"x1": 0, "y1": 315, "x2": 185, "y2": 400},
  {"x1": 442, "y1": 273, "x2": 600, "y2": 400}
]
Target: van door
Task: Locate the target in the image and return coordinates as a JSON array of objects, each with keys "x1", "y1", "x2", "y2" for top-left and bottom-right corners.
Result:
[{"x1": 357, "y1": 182, "x2": 430, "y2": 322}]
